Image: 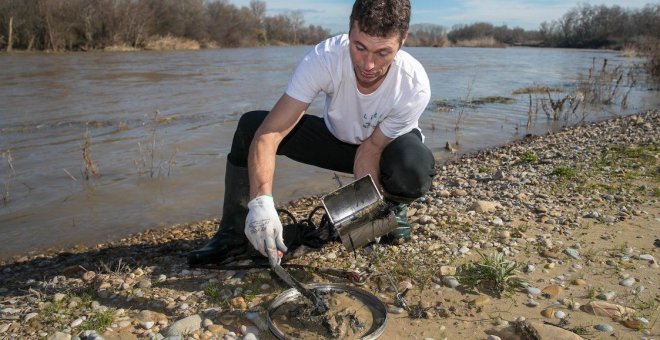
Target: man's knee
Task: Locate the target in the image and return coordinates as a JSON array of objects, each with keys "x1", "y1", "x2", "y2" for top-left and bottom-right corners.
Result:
[
  {"x1": 228, "y1": 110, "x2": 268, "y2": 167},
  {"x1": 380, "y1": 132, "x2": 436, "y2": 202}
]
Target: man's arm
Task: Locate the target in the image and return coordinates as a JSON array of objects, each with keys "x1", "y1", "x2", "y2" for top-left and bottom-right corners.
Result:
[
  {"x1": 353, "y1": 126, "x2": 393, "y2": 192},
  {"x1": 248, "y1": 93, "x2": 310, "y2": 199},
  {"x1": 245, "y1": 93, "x2": 309, "y2": 264}
]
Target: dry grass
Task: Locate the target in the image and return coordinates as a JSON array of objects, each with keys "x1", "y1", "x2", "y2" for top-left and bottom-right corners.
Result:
[
  {"x1": 453, "y1": 37, "x2": 506, "y2": 48},
  {"x1": 103, "y1": 44, "x2": 140, "y2": 52},
  {"x1": 2, "y1": 149, "x2": 15, "y2": 205},
  {"x1": 512, "y1": 86, "x2": 563, "y2": 95},
  {"x1": 621, "y1": 44, "x2": 640, "y2": 58},
  {"x1": 82, "y1": 130, "x2": 101, "y2": 180},
  {"x1": 144, "y1": 35, "x2": 200, "y2": 51}
]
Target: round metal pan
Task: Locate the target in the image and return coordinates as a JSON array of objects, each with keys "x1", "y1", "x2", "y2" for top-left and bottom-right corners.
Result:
[{"x1": 267, "y1": 282, "x2": 388, "y2": 340}]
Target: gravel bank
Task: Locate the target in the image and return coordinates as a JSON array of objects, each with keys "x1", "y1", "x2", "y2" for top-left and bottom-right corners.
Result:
[{"x1": 1, "y1": 110, "x2": 658, "y2": 340}]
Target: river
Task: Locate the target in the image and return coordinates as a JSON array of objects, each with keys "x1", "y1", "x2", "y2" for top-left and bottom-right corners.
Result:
[{"x1": 1, "y1": 46, "x2": 658, "y2": 259}]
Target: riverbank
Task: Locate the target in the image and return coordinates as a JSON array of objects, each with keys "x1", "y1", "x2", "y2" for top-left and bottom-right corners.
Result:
[{"x1": 1, "y1": 110, "x2": 658, "y2": 339}]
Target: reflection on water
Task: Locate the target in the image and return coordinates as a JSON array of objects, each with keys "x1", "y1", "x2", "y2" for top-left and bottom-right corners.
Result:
[{"x1": 0, "y1": 47, "x2": 658, "y2": 259}]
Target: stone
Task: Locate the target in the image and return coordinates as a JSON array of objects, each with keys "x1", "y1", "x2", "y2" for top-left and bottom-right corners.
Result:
[
  {"x1": 563, "y1": 248, "x2": 580, "y2": 259},
  {"x1": 572, "y1": 279, "x2": 587, "y2": 286},
  {"x1": 541, "y1": 308, "x2": 555, "y2": 318},
  {"x1": 24, "y1": 312, "x2": 38, "y2": 322},
  {"x1": 438, "y1": 266, "x2": 456, "y2": 276},
  {"x1": 594, "y1": 323, "x2": 614, "y2": 332},
  {"x1": 70, "y1": 318, "x2": 83, "y2": 328},
  {"x1": 621, "y1": 319, "x2": 645, "y2": 330},
  {"x1": 230, "y1": 297, "x2": 247, "y2": 310},
  {"x1": 554, "y1": 310, "x2": 567, "y2": 319},
  {"x1": 48, "y1": 332, "x2": 72, "y2": 340},
  {"x1": 387, "y1": 306, "x2": 405, "y2": 314},
  {"x1": 638, "y1": 254, "x2": 655, "y2": 262},
  {"x1": 471, "y1": 296, "x2": 491, "y2": 307},
  {"x1": 619, "y1": 277, "x2": 635, "y2": 287},
  {"x1": 597, "y1": 291, "x2": 616, "y2": 301},
  {"x1": 442, "y1": 276, "x2": 460, "y2": 288},
  {"x1": 581, "y1": 301, "x2": 636, "y2": 319},
  {"x1": 541, "y1": 285, "x2": 562, "y2": 299},
  {"x1": 526, "y1": 287, "x2": 541, "y2": 296},
  {"x1": 82, "y1": 271, "x2": 96, "y2": 282},
  {"x1": 207, "y1": 324, "x2": 226, "y2": 335},
  {"x1": 162, "y1": 314, "x2": 203, "y2": 337},
  {"x1": 523, "y1": 264, "x2": 536, "y2": 273},
  {"x1": 469, "y1": 200, "x2": 502, "y2": 213}
]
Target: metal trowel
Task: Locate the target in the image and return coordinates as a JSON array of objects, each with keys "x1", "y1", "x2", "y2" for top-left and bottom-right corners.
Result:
[{"x1": 271, "y1": 261, "x2": 329, "y2": 313}]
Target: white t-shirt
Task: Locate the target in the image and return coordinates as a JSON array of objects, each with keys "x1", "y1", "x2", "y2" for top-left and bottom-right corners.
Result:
[{"x1": 285, "y1": 34, "x2": 431, "y2": 145}]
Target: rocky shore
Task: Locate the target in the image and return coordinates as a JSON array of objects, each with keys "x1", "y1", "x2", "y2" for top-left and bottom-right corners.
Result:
[{"x1": 1, "y1": 110, "x2": 658, "y2": 340}]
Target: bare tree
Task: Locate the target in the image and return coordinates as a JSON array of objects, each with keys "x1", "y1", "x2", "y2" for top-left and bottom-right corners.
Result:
[
  {"x1": 6, "y1": 16, "x2": 12, "y2": 51},
  {"x1": 249, "y1": 0, "x2": 267, "y2": 44},
  {"x1": 289, "y1": 10, "x2": 304, "y2": 45}
]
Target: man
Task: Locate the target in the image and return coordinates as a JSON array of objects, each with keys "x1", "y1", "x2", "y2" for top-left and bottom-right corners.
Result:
[{"x1": 188, "y1": 0, "x2": 435, "y2": 266}]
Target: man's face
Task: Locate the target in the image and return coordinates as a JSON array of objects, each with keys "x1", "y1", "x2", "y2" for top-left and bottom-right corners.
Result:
[{"x1": 349, "y1": 23, "x2": 406, "y2": 89}]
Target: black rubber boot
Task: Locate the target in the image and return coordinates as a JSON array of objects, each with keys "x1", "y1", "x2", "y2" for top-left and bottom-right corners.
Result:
[
  {"x1": 188, "y1": 161, "x2": 250, "y2": 266},
  {"x1": 380, "y1": 203, "x2": 411, "y2": 244}
]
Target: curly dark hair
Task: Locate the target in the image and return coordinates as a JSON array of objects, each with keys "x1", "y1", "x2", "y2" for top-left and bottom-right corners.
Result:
[{"x1": 349, "y1": 0, "x2": 410, "y2": 42}]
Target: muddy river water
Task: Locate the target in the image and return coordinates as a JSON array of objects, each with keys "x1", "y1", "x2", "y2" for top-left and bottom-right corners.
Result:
[{"x1": 1, "y1": 46, "x2": 658, "y2": 259}]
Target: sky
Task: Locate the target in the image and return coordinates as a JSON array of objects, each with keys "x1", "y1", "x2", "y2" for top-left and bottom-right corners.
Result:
[{"x1": 230, "y1": 0, "x2": 655, "y2": 33}]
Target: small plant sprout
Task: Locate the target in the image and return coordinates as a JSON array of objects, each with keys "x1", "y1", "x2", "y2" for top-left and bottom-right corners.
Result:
[
  {"x1": 550, "y1": 166, "x2": 576, "y2": 178},
  {"x1": 520, "y1": 150, "x2": 538, "y2": 163},
  {"x1": 456, "y1": 250, "x2": 528, "y2": 298}
]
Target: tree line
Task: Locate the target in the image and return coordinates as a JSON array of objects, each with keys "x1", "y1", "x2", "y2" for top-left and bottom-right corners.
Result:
[
  {"x1": 0, "y1": 1, "x2": 658, "y2": 52},
  {"x1": 0, "y1": 0, "x2": 330, "y2": 51}
]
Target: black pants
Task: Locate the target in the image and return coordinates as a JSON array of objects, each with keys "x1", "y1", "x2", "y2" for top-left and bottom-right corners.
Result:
[{"x1": 228, "y1": 111, "x2": 436, "y2": 203}]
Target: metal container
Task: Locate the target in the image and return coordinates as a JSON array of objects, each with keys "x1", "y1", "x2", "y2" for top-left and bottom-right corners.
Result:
[
  {"x1": 322, "y1": 175, "x2": 397, "y2": 251},
  {"x1": 267, "y1": 282, "x2": 388, "y2": 339}
]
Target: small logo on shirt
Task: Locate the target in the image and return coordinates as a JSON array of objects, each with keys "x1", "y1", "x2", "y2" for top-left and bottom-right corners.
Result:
[{"x1": 362, "y1": 112, "x2": 381, "y2": 129}]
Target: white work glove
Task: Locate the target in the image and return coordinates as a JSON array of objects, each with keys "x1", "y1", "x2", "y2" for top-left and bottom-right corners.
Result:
[{"x1": 245, "y1": 195, "x2": 288, "y2": 265}]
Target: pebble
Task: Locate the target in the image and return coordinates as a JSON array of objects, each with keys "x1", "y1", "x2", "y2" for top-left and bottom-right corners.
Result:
[
  {"x1": 523, "y1": 264, "x2": 536, "y2": 273},
  {"x1": 563, "y1": 248, "x2": 580, "y2": 259},
  {"x1": 541, "y1": 308, "x2": 555, "y2": 318},
  {"x1": 597, "y1": 291, "x2": 616, "y2": 301},
  {"x1": 70, "y1": 318, "x2": 83, "y2": 328},
  {"x1": 554, "y1": 310, "x2": 567, "y2": 319},
  {"x1": 619, "y1": 277, "x2": 635, "y2": 287},
  {"x1": 24, "y1": 312, "x2": 38, "y2": 322},
  {"x1": 387, "y1": 306, "x2": 405, "y2": 314},
  {"x1": 471, "y1": 295, "x2": 491, "y2": 307},
  {"x1": 0, "y1": 323, "x2": 10, "y2": 333},
  {"x1": 541, "y1": 285, "x2": 562, "y2": 298},
  {"x1": 163, "y1": 314, "x2": 202, "y2": 336},
  {"x1": 487, "y1": 336, "x2": 502, "y2": 340},
  {"x1": 442, "y1": 276, "x2": 460, "y2": 288},
  {"x1": 526, "y1": 287, "x2": 541, "y2": 296},
  {"x1": 638, "y1": 254, "x2": 655, "y2": 262},
  {"x1": 594, "y1": 323, "x2": 614, "y2": 332},
  {"x1": 526, "y1": 299, "x2": 539, "y2": 307},
  {"x1": 49, "y1": 332, "x2": 72, "y2": 340}
]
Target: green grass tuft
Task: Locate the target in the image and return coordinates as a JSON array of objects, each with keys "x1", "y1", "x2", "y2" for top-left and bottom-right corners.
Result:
[
  {"x1": 550, "y1": 166, "x2": 576, "y2": 178},
  {"x1": 456, "y1": 251, "x2": 528, "y2": 298},
  {"x1": 81, "y1": 309, "x2": 115, "y2": 332},
  {"x1": 520, "y1": 150, "x2": 538, "y2": 163}
]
